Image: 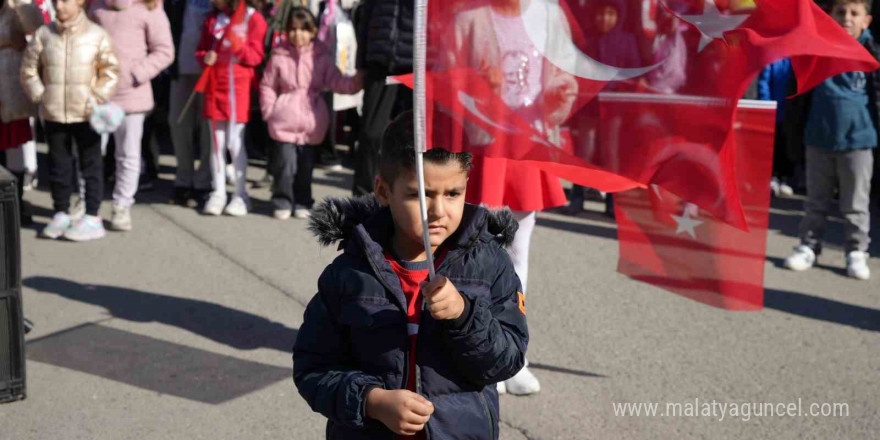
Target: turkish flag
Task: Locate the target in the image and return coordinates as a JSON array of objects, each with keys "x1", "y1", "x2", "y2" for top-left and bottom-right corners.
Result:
[
  {"x1": 613, "y1": 100, "x2": 775, "y2": 310},
  {"x1": 406, "y1": 0, "x2": 879, "y2": 228}
]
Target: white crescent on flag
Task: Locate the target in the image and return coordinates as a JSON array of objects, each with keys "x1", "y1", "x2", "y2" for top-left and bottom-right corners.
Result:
[{"x1": 521, "y1": 0, "x2": 666, "y2": 81}]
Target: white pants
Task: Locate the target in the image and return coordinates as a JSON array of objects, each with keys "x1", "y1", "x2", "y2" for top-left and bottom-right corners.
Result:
[
  {"x1": 508, "y1": 210, "x2": 536, "y2": 293},
  {"x1": 210, "y1": 120, "x2": 247, "y2": 200},
  {"x1": 112, "y1": 113, "x2": 146, "y2": 207}
]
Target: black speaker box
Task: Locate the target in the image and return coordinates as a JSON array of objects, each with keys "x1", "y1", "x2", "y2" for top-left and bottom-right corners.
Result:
[{"x1": 0, "y1": 165, "x2": 25, "y2": 403}]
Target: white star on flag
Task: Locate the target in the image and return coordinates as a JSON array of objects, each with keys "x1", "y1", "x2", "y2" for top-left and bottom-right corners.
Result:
[
  {"x1": 672, "y1": 205, "x2": 703, "y2": 239},
  {"x1": 679, "y1": 0, "x2": 751, "y2": 51}
]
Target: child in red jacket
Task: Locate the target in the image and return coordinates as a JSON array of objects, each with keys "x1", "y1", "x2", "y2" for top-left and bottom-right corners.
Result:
[{"x1": 196, "y1": 0, "x2": 266, "y2": 216}]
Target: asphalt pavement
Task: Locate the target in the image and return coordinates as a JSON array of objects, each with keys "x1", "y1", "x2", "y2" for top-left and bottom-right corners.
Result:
[{"x1": 1, "y1": 152, "x2": 877, "y2": 440}]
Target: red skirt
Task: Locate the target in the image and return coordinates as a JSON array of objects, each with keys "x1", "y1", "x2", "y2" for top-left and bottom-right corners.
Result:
[
  {"x1": 466, "y1": 156, "x2": 567, "y2": 212},
  {"x1": 0, "y1": 105, "x2": 32, "y2": 150}
]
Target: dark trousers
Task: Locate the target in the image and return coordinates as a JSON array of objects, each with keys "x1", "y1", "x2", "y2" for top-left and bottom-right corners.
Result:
[
  {"x1": 46, "y1": 122, "x2": 103, "y2": 216},
  {"x1": 772, "y1": 123, "x2": 794, "y2": 181},
  {"x1": 142, "y1": 74, "x2": 173, "y2": 179},
  {"x1": 352, "y1": 72, "x2": 412, "y2": 195},
  {"x1": 271, "y1": 141, "x2": 316, "y2": 210}
]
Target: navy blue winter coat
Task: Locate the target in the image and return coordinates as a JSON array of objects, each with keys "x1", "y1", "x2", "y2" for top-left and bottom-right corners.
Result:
[{"x1": 294, "y1": 196, "x2": 528, "y2": 440}]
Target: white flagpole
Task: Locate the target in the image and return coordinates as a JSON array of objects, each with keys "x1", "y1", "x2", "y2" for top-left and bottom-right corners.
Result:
[{"x1": 414, "y1": 0, "x2": 436, "y2": 279}]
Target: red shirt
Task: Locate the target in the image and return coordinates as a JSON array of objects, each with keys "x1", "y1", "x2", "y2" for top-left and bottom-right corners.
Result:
[{"x1": 384, "y1": 251, "x2": 444, "y2": 440}]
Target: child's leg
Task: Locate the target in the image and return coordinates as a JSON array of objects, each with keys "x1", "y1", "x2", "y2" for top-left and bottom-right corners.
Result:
[
  {"x1": 112, "y1": 113, "x2": 147, "y2": 207},
  {"x1": 72, "y1": 123, "x2": 104, "y2": 217},
  {"x1": 508, "y1": 210, "x2": 536, "y2": 293},
  {"x1": 270, "y1": 141, "x2": 296, "y2": 211},
  {"x1": 226, "y1": 121, "x2": 248, "y2": 200},
  {"x1": 837, "y1": 149, "x2": 873, "y2": 253},
  {"x1": 208, "y1": 120, "x2": 228, "y2": 200},
  {"x1": 293, "y1": 145, "x2": 317, "y2": 209},
  {"x1": 169, "y1": 75, "x2": 198, "y2": 189},
  {"x1": 44, "y1": 122, "x2": 76, "y2": 214},
  {"x1": 799, "y1": 146, "x2": 837, "y2": 254}
]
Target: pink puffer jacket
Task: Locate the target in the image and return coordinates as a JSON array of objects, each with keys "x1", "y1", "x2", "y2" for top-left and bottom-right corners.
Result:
[
  {"x1": 259, "y1": 41, "x2": 361, "y2": 145},
  {"x1": 90, "y1": 0, "x2": 174, "y2": 114}
]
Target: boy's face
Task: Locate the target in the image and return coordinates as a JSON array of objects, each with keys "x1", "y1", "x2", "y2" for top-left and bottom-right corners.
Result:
[
  {"x1": 593, "y1": 4, "x2": 619, "y2": 34},
  {"x1": 53, "y1": 0, "x2": 84, "y2": 22},
  {"x1": 375, "y1": 162, "x2": 468, "y2": 259},
  {"x1": 831, "y1": 2, "x2": 872, "y2": 39}
]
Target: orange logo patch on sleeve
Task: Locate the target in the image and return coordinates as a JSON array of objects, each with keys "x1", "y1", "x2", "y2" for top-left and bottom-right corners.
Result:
[{"x1": 517, "y1": 291, "x2": 526, "y2": 315}]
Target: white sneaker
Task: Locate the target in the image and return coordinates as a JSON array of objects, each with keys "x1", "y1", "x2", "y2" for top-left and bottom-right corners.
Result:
[
  {"x1": 325, "y1": 164, "x2": 344, "y2": 172},
  {"x1": 778, "y1": 182, "x2": 794, "y2": 197},
  {"x1": 504, "y1": 364, "x2": 540, "y2": 395},
  {"x1": 496, "y1": 381, "x2": 507, "y2": 395},
  {"x1": 109, "y1": 205, "x2": 132, "y2": 231},
  {"x1": 203, "y1": 193, "x2": 226, "y2": 216},
  {"x1": 62, "y1": 215, "x2": 106, "y2": 242},
  {"x1": 770, "y1": 177, "x2": 781, "y2": 197},
  {"x1": 273, "y1": 209, "x2": 291, "y2": 220},
  {"x1": 846, "y1": 251, "x2": 870, "y2": 280},
  {"x1": 293, "y1": 205, "x2": 310, "y2": 219},
  {"x1": 41, "y1": 212, "x2": 71, "y2": 239},
  {"x1": 224, "y1": 196, "x2": 248, "y2": 217},
  {"x1": 783, "y1": 245, "x2": 816, "y2": 272}
]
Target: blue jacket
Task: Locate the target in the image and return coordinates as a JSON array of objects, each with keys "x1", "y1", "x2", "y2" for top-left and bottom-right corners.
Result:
[
  {"x1": 784, "y1": 31, "x2": 880, "y2": 159},
  {"x1": 757, "y1": 58, "x2": 792, "y2": 123},
  {"x1": 804, "y1": 30, "x2": 879, "y2": 151},
  {"x1": 294, "y1": 196, "x2": 528, "y2": 440}
]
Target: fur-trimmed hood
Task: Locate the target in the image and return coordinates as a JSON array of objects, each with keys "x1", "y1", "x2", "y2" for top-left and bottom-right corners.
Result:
[{"x1": 308, "y1": 195, "x2": 518, "y2": 249}]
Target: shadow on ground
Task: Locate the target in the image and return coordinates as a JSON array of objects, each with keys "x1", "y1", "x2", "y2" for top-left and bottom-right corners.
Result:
[
  {"x1": 24, "y1": 276, "x2": 297, "y2": 353},
  {"x1": 23, "y1": 276, "x2": 298, "y2": 404}
]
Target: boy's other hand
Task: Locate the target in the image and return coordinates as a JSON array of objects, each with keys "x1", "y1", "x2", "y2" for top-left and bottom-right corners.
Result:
[
  {"x1": 421, "y1": 275, "x2": 465, "y2": 320},
  {"x1": 204, "y1": 51, "x2": 218, "y2": 66},
  {"x1": 365, "y1": 388, "x2": 434, "y2": 436}
]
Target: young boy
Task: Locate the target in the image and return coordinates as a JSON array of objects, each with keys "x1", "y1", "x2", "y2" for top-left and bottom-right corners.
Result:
[
  {"x1": 294, "y1": 111, "x2": 528, "y2": 440},
  {"x1": 783, "y1": 0, "x2": 878, "y2": 280}
]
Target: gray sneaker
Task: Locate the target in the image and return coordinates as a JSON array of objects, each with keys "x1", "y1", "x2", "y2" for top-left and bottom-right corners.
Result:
[
  {"x1": 41, "y1": 212, "x2": 71, "y2": 239},
  {"x1": 109, "y1": 205, "x2": 132, "y2": 231},
  {"x1": 63, "y1": 215, "x2": 106, "y2": 242}
]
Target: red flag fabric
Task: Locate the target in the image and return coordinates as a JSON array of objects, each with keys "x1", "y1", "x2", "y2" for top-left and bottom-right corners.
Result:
[
  {"x1": 613, "y1": 99, "x2": 775, "y2": 310},
  {"x1": 409, "y1": 0, "x2": 879, "y2": 228}
]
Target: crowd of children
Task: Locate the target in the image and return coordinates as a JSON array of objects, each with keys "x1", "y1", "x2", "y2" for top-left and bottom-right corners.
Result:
[{"x1": 1, "y1": 0, "x2": 362, "y2": 238}]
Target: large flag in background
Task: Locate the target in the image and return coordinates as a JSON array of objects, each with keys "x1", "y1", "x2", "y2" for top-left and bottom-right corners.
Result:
[
  {"x1": 404, "y1": 0, "x2": 880, "y2": 228},
  {"x1": 613, "y1": 98, "x2": 775, "y2": 310}
]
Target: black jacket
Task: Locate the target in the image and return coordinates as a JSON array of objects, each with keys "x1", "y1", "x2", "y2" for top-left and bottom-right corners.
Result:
[
  {"x1": 355, "y1": 0, "x2": 414, "y2": 76},
  {"x1": 294, "y1": 196, "x2": 528, "y2": 440},
  {"x1": 783, "y1": 37, "x2": 880, "y2": 163}
]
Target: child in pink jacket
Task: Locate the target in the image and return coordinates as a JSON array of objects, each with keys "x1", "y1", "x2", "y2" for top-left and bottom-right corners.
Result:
[
  {"x1": 259, "y1": 7, "x2": 361, "y2": 220},
  {"x1": 91, "y1": 0, "x2": 174, "y2": 232}
]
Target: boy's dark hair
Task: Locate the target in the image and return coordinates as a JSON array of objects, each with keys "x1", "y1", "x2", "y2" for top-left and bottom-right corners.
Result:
[
  {"x1": 378, "y1": 111, "x2": 473, "y2": 185},
  {"x1": 832, "y1": 0, "x2": 872, "y2": 11},
  {"x1": 287, "y1": 7, "x2": 318, "y2": 33}
]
